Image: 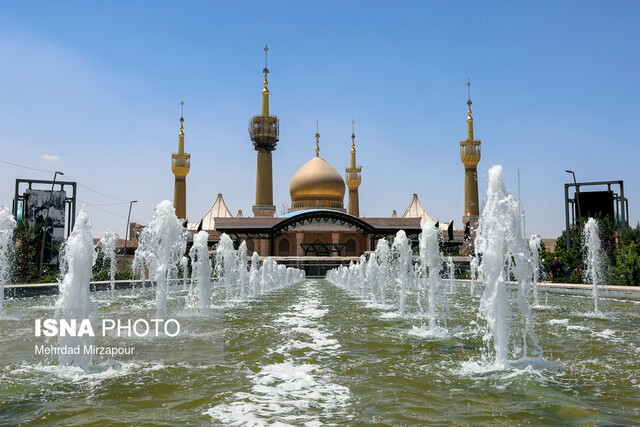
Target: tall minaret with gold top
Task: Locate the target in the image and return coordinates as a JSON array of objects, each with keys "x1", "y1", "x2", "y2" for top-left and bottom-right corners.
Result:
[
  {"x1": 345, "y1": 118, "x2": 362, "y2": 217},
  {"x1": 250, "y1": 44, "x2": 279, "y2": 217},
  {"x1": 172, "y1": 100, "x2": 190, "y2": 221},
  {"x1": 460, "y1": 79, "x2": 481, "y2": 227}
]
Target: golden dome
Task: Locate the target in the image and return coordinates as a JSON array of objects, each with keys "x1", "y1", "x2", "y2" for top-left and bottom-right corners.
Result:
[{"x1": 289, "y1": 157, "x2": 346, "y2": 212}]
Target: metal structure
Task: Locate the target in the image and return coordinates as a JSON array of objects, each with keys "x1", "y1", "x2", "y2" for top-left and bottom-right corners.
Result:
[
  {"x1": 38, "y1": 171, "x2": 63, "y2": 278},
  {"x1": 13, "y1": 178, "x2": 77, "y2": 237},
  {"x1": 300, "y1": 243, "x2": 347, "y2": 256},
  {"x1": 14, "y1": 177, "x2": 77, "y2": 276},
  {"x1": 564, "y1": 179, "x2": 628, "y2": 250},
  {"x1": 122, "y1": 200, "x2": 138, "y2": 267}
]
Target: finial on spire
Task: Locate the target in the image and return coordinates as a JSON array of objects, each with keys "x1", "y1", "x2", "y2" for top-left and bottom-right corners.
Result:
[
  {"x1": 467, "y1": 78, "x2": 472, "y2": 116},
  {"x1": 264, "y1": 44, "x2": 269, "y2": 73},
  {"x1": 180, "y1": 99, "x2": 184, "y2": 134},
  {"x1": 351, "y1": 117, "x2": 356, "y2": 150},
  {"x1": 315, "y1": 121, "x2": 320, "y2": 157},
  {"x1": 263, "y1": 44, "x2": 269, "y2": 87}
]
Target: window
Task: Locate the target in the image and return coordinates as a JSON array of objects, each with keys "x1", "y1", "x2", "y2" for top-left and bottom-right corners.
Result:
[
  {"x1": 279, "y1": 238, "x2": 290, "y2": 256},
  {"x1": 346, "y1": 238, "x2": 357, "y2": 256}
]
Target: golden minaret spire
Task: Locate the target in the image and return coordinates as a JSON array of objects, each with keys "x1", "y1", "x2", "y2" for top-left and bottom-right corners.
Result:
[
  {"x1": 179, "y1": 100, "x2": 185, "y2": 150},
  {"x1": 466, "y1": 78, "x2": 474, "y2": 141},
  {"x1": 172, "y1": 99, "x2": 191, "y2": 221},
  {"x1": 460, "y1": 79, "x2": 481, "y2": 229},
  {"x1": 250, "y1": 44, "x2": 279, "y2": 217},
  {"x1": 315, "y1": 121, "x2": 320, "y2": 157},
  {"x1": 261, "y1": 44, "x2": 270, "y2": 117},
  {"x1": 345, "y1": 117, "x2": 362, "y2": 217}
]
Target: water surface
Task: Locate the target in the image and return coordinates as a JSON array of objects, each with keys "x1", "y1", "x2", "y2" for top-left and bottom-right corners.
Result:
[{"x1": 0, "y1": 279, "x2": 639, "y2": 425}]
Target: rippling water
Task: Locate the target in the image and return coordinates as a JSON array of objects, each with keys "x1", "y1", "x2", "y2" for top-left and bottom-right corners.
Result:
[{"x1": 1, "y1": 279, "x2": 639, "y2": 425}]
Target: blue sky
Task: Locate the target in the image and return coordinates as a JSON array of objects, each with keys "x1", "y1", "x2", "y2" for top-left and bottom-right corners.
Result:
[{"x1": 0, "y1": 1, "x2": 638, "y2": 238}]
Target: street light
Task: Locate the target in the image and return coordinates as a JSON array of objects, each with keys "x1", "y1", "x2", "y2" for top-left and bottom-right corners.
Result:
[
  {"x1": 39, "y1": 171, "x2": 63, "y2": 279},
  {"x1": 122, "y1": 200, "x2": 138, "y2": 272},
  {"x1": 565, "y1": 170, "x2": 582, "y2": 226}
]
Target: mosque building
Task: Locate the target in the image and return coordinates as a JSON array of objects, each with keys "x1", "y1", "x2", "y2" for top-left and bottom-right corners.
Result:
[{"x1": 173, "y1": 47, "x2": 481, "y2": 260}]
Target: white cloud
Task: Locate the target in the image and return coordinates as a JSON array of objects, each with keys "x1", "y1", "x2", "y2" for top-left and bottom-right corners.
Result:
[{"x1": 41, "y1": 154, "x2": 60, "y2": 161}]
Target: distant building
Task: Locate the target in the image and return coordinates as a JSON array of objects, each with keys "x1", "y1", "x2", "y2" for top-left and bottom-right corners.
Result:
[{"x1": 180, "y1": 49, "x2": 479, "y2": 257}]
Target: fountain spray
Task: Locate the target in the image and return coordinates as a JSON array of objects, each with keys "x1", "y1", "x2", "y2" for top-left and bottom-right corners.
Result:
[
  {"x1": 528, "y1": 235, "x2": 542, "y2": 306},
  {"x1": 188, "y1": 231, "x2": 212, "y2": 311},
  {"x1": 98, "y1": 229, "x2": 118, "y2": 297},
  {"x1": 134, "y1": 200, "x2": 188, "y2": 319},
  {"x1": 56, "y1": 206, "x2": 98, "y2": 367},
  {"x1": 583, "y1": 218, "x2": 603, "y2": 315},
  {"x1": 392, "y1": 230, "x2": 413, "y2": 316},
  {"x1": 418, "y1": 222, "x2": 448, "y2": 331},
  {"x1": 0, "y1": 207, "x2": 17, "y2": 313},
  {"x1": 475, "y1": 165, "x2": 539, "y2": 368}
]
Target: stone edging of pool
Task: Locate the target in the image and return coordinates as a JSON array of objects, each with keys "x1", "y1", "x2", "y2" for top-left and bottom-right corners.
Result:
[{"x1": 4, "y1": 279, "x2": 639, "y2": 300}]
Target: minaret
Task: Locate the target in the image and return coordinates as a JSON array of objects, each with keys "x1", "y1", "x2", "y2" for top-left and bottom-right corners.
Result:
[
  {"x1": 460, "y1": 79, "x2": 481, "y2": 227},
  {"x1": 345, "y1": 118, "x2": 362, "y2": 217},
  {"x1": 250, "y1": 44, "x2": 279, "y2": 217},
  {"x1": 172, "y1": 100, "x2": 190, "y2": 221}
]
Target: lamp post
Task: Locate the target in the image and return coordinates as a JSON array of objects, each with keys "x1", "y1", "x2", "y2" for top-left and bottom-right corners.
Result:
[
  {"x1": 565, "y1": 170, "x2": 582, "y2": 226},
  {"x1": 122, "y1": 200, "x2": 137, "y2": 272},
  {"x1": 39, "y1": 171, "x2": 63, "y2": 279}
]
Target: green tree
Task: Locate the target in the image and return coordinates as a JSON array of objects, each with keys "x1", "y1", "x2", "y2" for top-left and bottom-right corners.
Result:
[
  {"x1": 610, "y1": 222, "x2": 640, "y2": 286},
  {"x1": 13, "y1": 220, "x2": 40, "y2": 281},
  {"x1": 610, "y1": 241, "x2": 640, "y2": 286},
  {"x1": 549, "y1": 226, "x2": 582, "y2": 282},
  {"x1": 619, "y1": 222, "x2": 640, "y2": 246}
]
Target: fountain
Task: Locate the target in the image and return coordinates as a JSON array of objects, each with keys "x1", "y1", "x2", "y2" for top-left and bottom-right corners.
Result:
[
  {"x1": 326, "y1": 166, "x2": 547, "y2": 368},
  {"x1": 180, "y1": 256, "x2": 189, "y2": 290},
  {"x1": 375, "y1": 239, "x2": 391, "y2": 305},
  {"x1": 446, "y1": 256, "x2": 455, "y2": 293},
  {"x1": 98, "y1": 229, "x2": 118, "y2": 296},
  {"x1": 418, "y1": 222, "x2": 448, "y2": 333},
  {"x1": 392, "y1": 230, "x2": 413, "y2": 316},
  {"x1": 238, "y1": 241, "x2": 248, "y2": 301},
  {"x1": 469, "y1": 256, "x2": 479, "y2": 297},
  {"x1": 250, "y1": 251, "x2": 260, "y2": 297},
  {"x1": 216, "y1": 234, "x2": 238, "y2": 304},
  {"x1": 133, "y1": 200, "x2": 188, "y2": 319},
  {"x1": 55, "y1": 206, "x2": 98, "y2": 367},
  {"x1": 0, "y1": 206, "x2": 16, "y2": 314},
  {"x1": 583, "y1": 218, "x2": 604, "y2": 315},
  {"x1": 365, "y1": 252, "x2": 378, "y2": 302},
  {"x1": 474, "y1": 165, "x2": 539, "y2": 368},
  {"x1": 1, "y1": 172, "x2": 639, "y2": 425},
  {"x1": 187, "y1": 230, "x2": 211, "y2": 311},
  {"x1": 529, "y1": 234, "x2": 542, "y2": 306}
]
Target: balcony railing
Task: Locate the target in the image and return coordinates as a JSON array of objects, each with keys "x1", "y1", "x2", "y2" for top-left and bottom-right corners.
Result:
[
  {"x1": 460, "y1": 141, "x2": 481, "y2": 157},
  {"x1": 249, "y1": 115, "x2": 279, "y2": 149},
  {"x1": 345, "y1": 169, "x2": 362, "y2": 184},
  {"x1": 172, "y1": 153, "x2": 191, "y2": 170}
]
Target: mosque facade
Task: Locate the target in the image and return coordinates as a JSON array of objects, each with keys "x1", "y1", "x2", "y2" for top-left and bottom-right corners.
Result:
[{"x1": 173, "y1": 48, "x2": 481, "y2": 258}]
